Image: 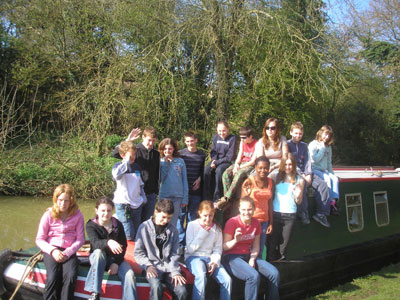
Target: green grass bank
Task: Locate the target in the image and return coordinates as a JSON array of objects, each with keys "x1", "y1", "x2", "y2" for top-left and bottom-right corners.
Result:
[{"x1": 306, "y1": 262, "x2": 400, "y2": 300}]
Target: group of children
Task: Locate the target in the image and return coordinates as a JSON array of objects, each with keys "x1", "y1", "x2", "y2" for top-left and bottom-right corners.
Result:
[{"x1": 35, "y1": 120, "x2": 339, "y2": 300}]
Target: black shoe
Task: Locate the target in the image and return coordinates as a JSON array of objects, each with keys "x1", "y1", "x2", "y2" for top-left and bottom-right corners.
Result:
[
  {"x1": 88, "y1": 293, "x2": 100, "y2": 300},
  {"x1": 312, "y1": 214, "x2": 331, "y2": 228}
]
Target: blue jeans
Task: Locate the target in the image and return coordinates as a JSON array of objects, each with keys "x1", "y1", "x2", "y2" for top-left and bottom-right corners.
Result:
[
  {"x1": 259, "y1": 222, "x2": 269, "y2": 259},
  {"x1": 147, "y1": 270, "x2": 187, "y2": 300},
  {"x1": 313, "y1": 169, "x2": 339, "y2": 202},
  {"x1": 186, "y1": 256, "x2": 231, "y2": 300},
  {"x1": 203, "y1": 162, "x2": 232, "y2": 201},
  {"x1": 297, "y1": 174, "x2": 331, "y2": 216},
  {"x1": 115, "y1": 203, "x2": 143, "y2": 240},
  {"x1": 222, "y1": 254, "x2": 279, "y2": 300},
  {"x1": 177, "y1": 195, "x2": 201, "y2": 244},
  {"x1": 142, "y1": 193, "x2": 157, "y2": 222},
  {"x1": 84, "y1": 249, "x2": 138, "y2": 300},
  {"x1": 163, "y1": 196, "x2": 183, "y2": 228}
]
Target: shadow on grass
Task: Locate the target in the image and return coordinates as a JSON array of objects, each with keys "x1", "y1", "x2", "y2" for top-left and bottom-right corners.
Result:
[{"x1": 305, "y1": 283, "x2": 361, "y2": 300}]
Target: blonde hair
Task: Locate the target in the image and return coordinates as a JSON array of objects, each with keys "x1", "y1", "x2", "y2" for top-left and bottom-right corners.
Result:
[
  {"x1": 143, "y1": 126, "x2": 157, "y2": 138},
  {"x1": 51, "y1": 184, "x2": 78, "y2": 219},
  {"x1": 118, "y1": 141, "x2": 136, "y2": 157},
  {"x1": 290, "y1": 121, "x2": 304, "y2": 132},
  {"x1": 316, "y1": 125, "x2": 334, "y2": 146}
]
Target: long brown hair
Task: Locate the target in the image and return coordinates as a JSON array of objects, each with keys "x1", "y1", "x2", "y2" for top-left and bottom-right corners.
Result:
[
  {"x1": 315, "y1": 125, "x2": 334, "y2": 146},
  {"x1": 262, "y1": 118, "x2": 281, "y2": 151},
  {"x1": 51, "y1": 184, "x2": 78, "y2": 219},
  {"x1": 276, "y1": 153, "x2": 298, "y2": 184}
]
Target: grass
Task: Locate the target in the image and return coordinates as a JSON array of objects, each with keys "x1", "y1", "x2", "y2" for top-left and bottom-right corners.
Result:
[{"x1": 305, "y1": 262, "x2": 400, "y2": 300}]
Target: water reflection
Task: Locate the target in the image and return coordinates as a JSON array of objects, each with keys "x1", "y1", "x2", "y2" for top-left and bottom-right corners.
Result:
[{"x1": 0, "y1": 196, "x2": 96, "y2": 251}]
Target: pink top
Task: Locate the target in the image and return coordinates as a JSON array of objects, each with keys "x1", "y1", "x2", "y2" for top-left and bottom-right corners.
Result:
[
  {"x1": 36, "y1": 209, "x2": 85, "y2": 258},
  {"x1": 224, "y1": 215, "x2": 261, "y2": 255},
  {"x1": 242, "y1": 139, "x2": 257, "y2": 162}
]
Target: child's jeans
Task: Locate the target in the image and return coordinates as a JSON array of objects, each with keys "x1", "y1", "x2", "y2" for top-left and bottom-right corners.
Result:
[
  {"x1": 115, "y1": 203, "x2": 143, "y2": 240},
  {"x1": 222, "y1": 254, "x2": 280, "y2": 300},
  {"x1": 222, "y1": 165, "x2": 253, "y2": 200},
  {"x1": 147, "y1": 270, "x2": 188, "y2": 300},
  {"x1": 203, "y1": 162, "x2": 231, "y2": 201},
  {"x1": 177, "y1": 195, "x2": 201, "y2": 244},
  {"x1": 84, "y1": 249, "x2": 138, "y2": 300},
  {"x1": 312, "y1": 169, "x2": 339, "y2": 202},
  {"x1": 186, "y1": 256, "x2": 232, "y2": 300}
]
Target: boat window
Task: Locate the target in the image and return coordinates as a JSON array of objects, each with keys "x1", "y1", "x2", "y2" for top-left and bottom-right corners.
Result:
[
  {"x1": 345, "y1": 193, "x2": 364, "y2": 232},
  {"x1": 374, "y1": 191, "x2": 390, "y2": 227}
]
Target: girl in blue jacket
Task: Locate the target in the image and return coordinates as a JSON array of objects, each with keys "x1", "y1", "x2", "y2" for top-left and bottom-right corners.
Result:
[{"x1": 158, "y1": 138, "x2": 189, "y2": 227}]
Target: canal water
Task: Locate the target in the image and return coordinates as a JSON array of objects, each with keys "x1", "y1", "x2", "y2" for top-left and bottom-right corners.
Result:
[{"x1": 0, "y1": 196, "x2": 97, "y2": 251}]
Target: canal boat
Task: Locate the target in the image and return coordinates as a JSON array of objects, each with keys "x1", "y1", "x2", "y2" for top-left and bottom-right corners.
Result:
[
  {"x1": 0, "y1": 241, "x2": 193, "y2": 300},
  {"x1": 1, "y1": 166, "x2": 400, "y2": 300}
]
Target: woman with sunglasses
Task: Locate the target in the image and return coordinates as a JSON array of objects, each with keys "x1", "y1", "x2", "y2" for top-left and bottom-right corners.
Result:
[{"x1": 248, "y1": 118, "x2": 289, "y2": 174}]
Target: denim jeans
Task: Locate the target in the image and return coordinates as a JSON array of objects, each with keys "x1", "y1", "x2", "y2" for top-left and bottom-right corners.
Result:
[
  {"x1": 142, "y1": 193, "x2": 157, "y2": 222},
  {"x1": 312, "y1": 169, "x2": 339, "y2": 202},
  {"x1": 177, "y1": 195, "x2": 201, "y2": 244},
  {"x1": 115, "y1": 203, "x2": 143, "y2": 240},
  {"x1": 147, "y1": 271, "x2": 187, "y2": 300},
  {"x1": 222, "y1": 254, "x2": 279, "y2": 300},
  {"x1": 186, "y1": 256, "x2": 232, "y2": 300},
  {"x1": 84, "y1": 249, "x2": 138, "y2": 300},
  {"x1": 259, "y1": 221, "x2": 269, "y2": 259}
]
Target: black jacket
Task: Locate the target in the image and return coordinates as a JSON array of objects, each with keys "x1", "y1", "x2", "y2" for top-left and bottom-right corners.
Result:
[{"x1": 86, "y1": 217, "x2": 127, "y2": 265}]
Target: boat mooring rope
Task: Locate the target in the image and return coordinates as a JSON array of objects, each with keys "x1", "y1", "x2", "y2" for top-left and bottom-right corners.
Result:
[{"x1": 9, "y1": 250, "x2": 43, "y2": 300}]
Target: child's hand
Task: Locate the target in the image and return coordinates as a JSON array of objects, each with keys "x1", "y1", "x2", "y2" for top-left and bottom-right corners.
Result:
[
  {"x1": 267, "y1": 224, "x2": 273, "y2": 234},
  {"x1": 107, "y1": 240, "x2": 123, "y2": 255},
  {"x1": 146, "y1": 266, "x2": 158, "y2": 278},
  {"x1": 51, "y1": 249, "x2": 66, "y2": 263},
  {"x1": 233, "y1": 163, "x2": 240, "y2": 175},
  {"x1": 171, "y1": 274, "x2": 187, "y2": 287},
  {"x1": 208, "y1": 262, "x2": 217, "y2": 275},
  {"x1": 192, "y1": 177, "x2": 201, "y2": 191},
  {"x1": 242, "y1": 181, "x2": 252, "y2": 196},
  {"x1": 108, "y1": 263, "x2": 119, "y2": 275},
  {"x1": 126, "y1": 128, "x2": 141, "y2": 141},
  {"x1": 211, "y1": 160, "x2": 216, "y2": 169},
  {"x1": 234, "y1": 228, "x2": 242, "y2": 242},
  {"x1": 248, "y1": 257, "x2": 256, "y2": 268},
  {"x1": 293, "y1": 184, "x2": 302, "y2": 200}
]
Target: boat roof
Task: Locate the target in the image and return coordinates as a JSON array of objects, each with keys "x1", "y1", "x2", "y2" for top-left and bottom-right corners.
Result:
[{"x1": 333, "y1": 166, "x2": 400, "y2": 182}]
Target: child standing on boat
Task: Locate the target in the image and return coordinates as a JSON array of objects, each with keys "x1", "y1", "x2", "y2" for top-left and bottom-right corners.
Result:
[
  {"x1": 287, "y1": 122, "x2": 331, "y2": 227},
  {"x1": 84, "y1": 197, "x2": 137, "y2": 300},
  {"x1": 112, "y1": 127, "x2": 160, "y2": 223},
  {"x1": 308, "y1": 125, "x2": 340, "y2": 215},
  {"x1": 203, "y1": 120, "x2": 237, "y2": 202},
  {"x1": 185, "y1": 201, "x2": 232, "y2": 300},
  {"x1": 158, "y1": 138, "x2": 189, "y2": 227},
  {"x1": 222, "y1": 197, "x2": 280, "y2": 300},
  {"x1": 241, "y1": 156, "x2": 274, "y2": 259},
  {"x1": 134, "y1": 199, "x2": 188, "y2": 300},
  {"x1": 35, "y1": 184, "x2": 85, "y2": 300},
  {"x1": 269, "y1": 154, "x2": 304, "y2": 261},
  {"x1": 112, "y1": 141, "x2": 147, "y2": 240}
]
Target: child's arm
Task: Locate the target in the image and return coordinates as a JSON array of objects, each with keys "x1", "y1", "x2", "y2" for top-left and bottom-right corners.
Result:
[
  {"x1": 111, "y1": 159, "x2": 129, "y2": 180},
  {"x1": 267, "y1": 182, "x2": 274, "y2": 234},
  {"x1": 232, "y1": 140, "x2": 244, "y2": 173},
  {"x1": 62, "y1": 211, "x2": 85, "y2": 258},
  {"x1": 247, "y1": 140, "x2": 263, "y2": 167},
  {"x1": 293, "y1": 177, "x2": 305, "y2": 205},
  {"x1": 167, "y1": 228, "x2": 183, "y2": 277},
  {"x1": 309, "y1": 140, "x2": 327, "y2": 164},
  {"x1": 181, "y1": 159, "x2": 189, "y2": 205},
  {"x1": 133, "y1": 225, "x2": 154, "y2": 270},
  {"x1": 210, "y1": 228, "x2": 223, "y2": 266},
  {"x1": 249, "y1": 235, "x2": 260, "y2": 267},
  {"x1": 241, "y1": 177, "x2": 254, "y2": 197},
  {"x1": 327, "y1": 146, "x2": 334, "y2": 174},
  {"x1": 210, "y1": 135, "x2": 218, "y2": 161},
  {"x1": 35, "y1": 211, "x2": 57, "y2": 255}
]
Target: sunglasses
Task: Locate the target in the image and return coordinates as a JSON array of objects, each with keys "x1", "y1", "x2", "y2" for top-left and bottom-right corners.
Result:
[
  {"x1": 240, "y1": 136, "x2": 247, "y2": 140},
  {"x1": 266, "y1": 126, "x2": 277, "y2": 131}
]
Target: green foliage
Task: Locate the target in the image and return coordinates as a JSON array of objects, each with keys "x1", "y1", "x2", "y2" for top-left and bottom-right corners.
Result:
[{"x1": 0, "y1": 137, "x2": 117, "y2": 198}]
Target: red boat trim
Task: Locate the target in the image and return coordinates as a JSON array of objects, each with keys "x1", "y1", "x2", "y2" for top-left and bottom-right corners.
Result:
[{"x1": 339, "y1": 177, "x2": 400, "y2": 182}]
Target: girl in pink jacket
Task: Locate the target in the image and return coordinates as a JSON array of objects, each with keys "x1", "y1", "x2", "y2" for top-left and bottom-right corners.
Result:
[{"x1": 36, "y1": 184, "x2": 85, "y2": 300}]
